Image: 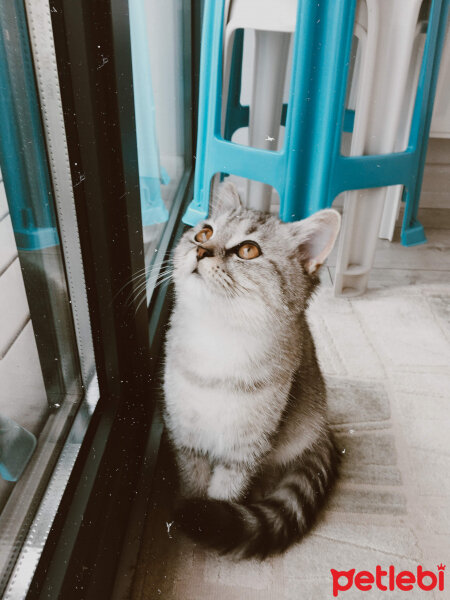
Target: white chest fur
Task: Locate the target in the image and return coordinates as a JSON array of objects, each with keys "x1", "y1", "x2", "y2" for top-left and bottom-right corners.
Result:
[
  {"x1": 168, "y1": 297, "x2": 277, "y2": 380},
  {"x1": 164, "y1": 299, "x2": 288, "y2": 460}
]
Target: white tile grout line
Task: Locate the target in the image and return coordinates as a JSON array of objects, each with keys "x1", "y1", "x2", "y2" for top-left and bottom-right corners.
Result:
[
  {"x1": 0, "y1": 253, "x2": 18, "y2": 279},
  {"x1": 0, "y1": 316, "x2": 30, "y2": 361}
]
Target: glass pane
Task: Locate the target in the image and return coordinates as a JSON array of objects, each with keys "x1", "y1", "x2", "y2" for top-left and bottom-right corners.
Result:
[
  {"x1": 0, "y1": 1, "x2": 90, "y2": 592},
  {"x1": 128, "y1": 0, "x2": 192, "y2": 304}
]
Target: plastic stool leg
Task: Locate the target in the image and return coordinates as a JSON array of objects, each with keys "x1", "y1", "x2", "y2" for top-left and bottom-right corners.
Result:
[
  {"x1": 378, "y1": 22, "x2": 427, "y2": 241},
  {"x1": 334, "y1": 0, "x2": 423, "y2": 296},
  {"x1": 281, "y1": 0, "x2": 356, "y2": 221},
  {"x1": 246, "y1": 30, "x2": 290, "y2": 211},
  {"x1": 402, "y1": 0, "x2": 450, "y2": 246},
  {"x1": 401, "y1": 187, "x2": 427, "y2": 246}
]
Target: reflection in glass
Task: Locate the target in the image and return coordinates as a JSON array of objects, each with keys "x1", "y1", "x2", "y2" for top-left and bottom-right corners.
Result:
[
  {"x1": 0, "y1": 1, "x2": 84, "y2": 592},
  {"x1": 129, "y1": 0, "x2": 192, "y2": 305}
]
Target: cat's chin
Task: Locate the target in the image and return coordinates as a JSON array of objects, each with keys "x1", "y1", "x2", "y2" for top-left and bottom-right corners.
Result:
[
  {"x1": 181, "y1": 271, "x2": 230, "y2": 302},
  {"x1": 180, "y1": 269, "x2": 208, "y2": 292},
  {"x1": 189, "y1": 264, "x2": 211, "y2": 285}
]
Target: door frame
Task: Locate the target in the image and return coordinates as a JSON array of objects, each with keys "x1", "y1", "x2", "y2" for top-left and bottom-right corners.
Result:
[{"x1": 25, "y1": 0, "x2": 199, "y2": 598}]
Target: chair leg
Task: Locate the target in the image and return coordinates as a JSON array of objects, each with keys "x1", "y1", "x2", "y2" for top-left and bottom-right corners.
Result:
[
  {"x1": 378, "y1": 22, "x2": 427, "y2": 241},
  {"x1": 246, "y1": 30, "x2": 290, "y2": 211},
  {"x1": 401, "y1": 0, "x2": 450, "y2": 247}
]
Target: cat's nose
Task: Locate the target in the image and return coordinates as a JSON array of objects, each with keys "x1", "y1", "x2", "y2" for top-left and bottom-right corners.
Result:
[{"x1": 197, "y1": 246, "x2": 213, "y2": 260}]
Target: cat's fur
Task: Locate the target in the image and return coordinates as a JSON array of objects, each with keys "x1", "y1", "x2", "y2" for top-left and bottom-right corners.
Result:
[{"x1": 163, "y1": 181, "x2": 341, "y2": 558}]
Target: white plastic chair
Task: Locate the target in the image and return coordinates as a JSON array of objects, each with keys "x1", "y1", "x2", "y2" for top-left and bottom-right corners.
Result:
[
  {"x1": 222, "y1": 0, "x2": 297, "y2": 211},
  {"x1": 334, "y1": 0, "x2": 424, "y2": 296},
  {"x1": 377, "y1": 19, "x2": 428, "y2": 241}
]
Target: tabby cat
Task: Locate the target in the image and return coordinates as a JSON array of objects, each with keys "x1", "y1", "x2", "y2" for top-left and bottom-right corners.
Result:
[{"x1": 163, "y1": 181, "x2": 341, "y2": 558}]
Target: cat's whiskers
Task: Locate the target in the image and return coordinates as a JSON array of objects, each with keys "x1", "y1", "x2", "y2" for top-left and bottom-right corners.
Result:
[
  {"x1": 153, "y1": 272, "x2": 174, "y2": 289},
  {"x1": 133, "y1": 272, "x2": 174, "y2": 315},
  {"x1": 112, "y1": 258, "x2": 173, "y2": 303},
  {"x1": 124, "y1": 265, "x2": 174, "y2": 306}
]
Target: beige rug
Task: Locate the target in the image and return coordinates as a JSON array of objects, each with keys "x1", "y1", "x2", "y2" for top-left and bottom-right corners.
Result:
[{"x1": 132, "y1": 282, "x2": 450, "y2": 600}]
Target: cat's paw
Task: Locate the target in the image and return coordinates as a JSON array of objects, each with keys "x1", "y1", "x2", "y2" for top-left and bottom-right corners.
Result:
[{"x1": 207, "y1": 465, "x2": 248, "y2": 502}]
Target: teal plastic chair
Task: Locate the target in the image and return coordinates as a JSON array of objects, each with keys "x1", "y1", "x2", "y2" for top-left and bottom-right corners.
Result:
[
  {"x1": 183, "y1": 0, "x2": 449, "y2": 249},
  {"x1": 223, "y1": 29, "x2": 355, "y2": 145}
]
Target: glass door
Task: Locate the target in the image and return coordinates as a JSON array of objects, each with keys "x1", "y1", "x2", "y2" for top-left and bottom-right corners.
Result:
[
  {"x1": 0, "y1": 0, "x2": 97, "y2": 595},
  {"x1": 0, "y1": 0, "x2": 197, "y2": 598}
]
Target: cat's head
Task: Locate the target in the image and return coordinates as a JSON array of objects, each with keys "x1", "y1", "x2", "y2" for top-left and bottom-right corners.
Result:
[{"x1": 173, "y1": 181, "x2": 340, "y2": 311}]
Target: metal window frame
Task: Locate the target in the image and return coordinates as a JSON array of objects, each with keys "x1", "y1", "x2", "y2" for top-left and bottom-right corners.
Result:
[
  {"x1": 19, "y1": 0, "x2": 200, "y2": 598},
  {"x1": 24, "y1": 0, "x2": 153, "y2": 593},
  {"x1": 0, "y1": 0, "x2": 92, "y2": 595}
]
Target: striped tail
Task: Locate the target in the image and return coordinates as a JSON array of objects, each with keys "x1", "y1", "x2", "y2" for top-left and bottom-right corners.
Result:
[{"x1": 175, "y1": 437, "x2": 339, "y2": 559}]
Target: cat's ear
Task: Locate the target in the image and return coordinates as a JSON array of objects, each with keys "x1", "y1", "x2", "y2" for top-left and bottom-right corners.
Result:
[
  {"x1": 211, "y1": 181, "x2": 243, "y2": 216},
  {"x1": 289, "y1": 209, "x2": 341, "y2": 274}
]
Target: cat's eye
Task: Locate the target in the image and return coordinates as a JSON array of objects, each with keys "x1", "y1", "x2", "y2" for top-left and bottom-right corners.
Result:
[
  {"x1": 195, "y1": 226, "x2": 213, "y2": 243},
  {"x1": 237, "y1": 242, "x2": 261, "y2": 260}
]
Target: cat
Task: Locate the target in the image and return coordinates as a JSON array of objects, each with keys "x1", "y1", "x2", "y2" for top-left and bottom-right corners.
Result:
[{"x1": 163, "y1": 181, "x2": 341, "y2": 558}]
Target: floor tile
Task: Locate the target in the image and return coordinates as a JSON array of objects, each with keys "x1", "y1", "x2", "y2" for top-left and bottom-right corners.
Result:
[
  {"x1": 327, "y1": 378, "x2": 391, "y2": 425},
  {"x1": 334, "y1": 431, "x2": 398, "y2": 466},
  {"x1": 409, "y1": 449, "x2": 450, "y2": 496},
  {"x1": 352, "y1": 294, "x2": 450, "y2": 369},
  {"x1": 329, "y1": 487, "x2": 407, "y2": 515}
]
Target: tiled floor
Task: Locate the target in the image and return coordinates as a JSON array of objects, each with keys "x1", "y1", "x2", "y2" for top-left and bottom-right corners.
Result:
[{"x1": 131, "y1": 202, "x2": 450, "y2": 599}]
